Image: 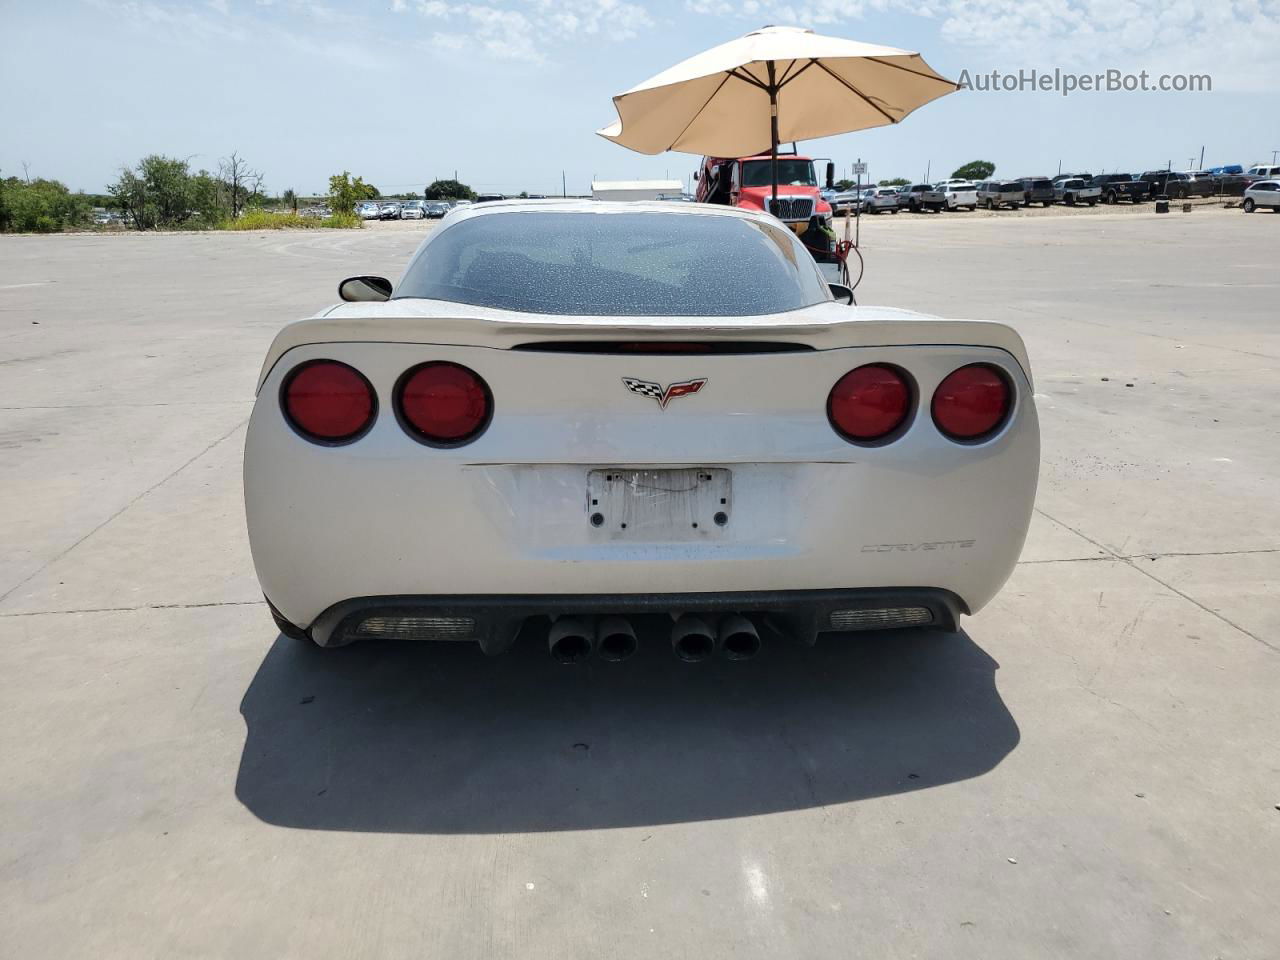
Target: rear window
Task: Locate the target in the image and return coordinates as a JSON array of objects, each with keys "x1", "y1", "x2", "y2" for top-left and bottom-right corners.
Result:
[
  {"x1": 999, "y1": 182, "x2": 1022, "y2": 192},
  {"x1": 394, "y1": 211, "x2": 830, "y2": 316}
]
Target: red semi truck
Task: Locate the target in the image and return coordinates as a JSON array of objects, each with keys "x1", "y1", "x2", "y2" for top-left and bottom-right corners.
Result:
[{"x1": 694, "y1": 152, "x2": 838, "y2": 263}]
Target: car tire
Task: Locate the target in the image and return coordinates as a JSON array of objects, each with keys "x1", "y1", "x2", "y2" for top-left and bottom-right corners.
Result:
[
  {"x1": 1243, "y1": 198, "x2": 1255, "y2": 213},
  {"x1": 890, "y1": 208, "x2": 898, "y2": 214},
  {"x1": 1087, "y1": 199, "x2": 1097, "y2": 206},
  {"x1": 1106, "y1": 191, "x2": 1117, "y2": 204},
  {"x1": 1044, "y1": 200, "x2": 1053, "y2": 207}
]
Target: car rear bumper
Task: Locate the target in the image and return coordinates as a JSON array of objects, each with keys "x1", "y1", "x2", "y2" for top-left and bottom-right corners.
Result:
[
  {"x1": 292, "y1": 587, "x2": 967, "y2": 650},
  {"x1": 245, "y1": 342, "x2": 1039, "y2": 635}
]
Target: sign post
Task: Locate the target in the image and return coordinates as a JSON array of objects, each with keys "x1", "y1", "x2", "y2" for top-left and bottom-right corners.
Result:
[{"x1": 851, "y1": 160, "x2": 868, "y2": 248}]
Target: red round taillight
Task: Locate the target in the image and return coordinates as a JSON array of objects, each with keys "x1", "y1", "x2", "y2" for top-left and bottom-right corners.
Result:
[
  {"x1": 827, "y1": 364, "x2": 912, "y2": 443},
  {"x1": 282, "y1": 360, "x2": 375, "y2": 443},
  {"x1": 396, "y1": 362, "x2": 492, "y2": 445},
  {"x1": 931, "y1": 364, "x2": 1012, "y2": 441}
]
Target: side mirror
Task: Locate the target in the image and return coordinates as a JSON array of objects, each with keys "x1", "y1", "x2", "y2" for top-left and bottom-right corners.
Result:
[
  {"x1": 338, "y1": 276, "x2": 392, "y2": 302},
  {"x1": 825, "y1": 162, "x2": 835, "y2": 190},
  {"x1": 692, "y1": 170, "x2": 699, "y2": 181},
  {"x1": 828, "y1": 282, "x2": 854, "y2": 305}
]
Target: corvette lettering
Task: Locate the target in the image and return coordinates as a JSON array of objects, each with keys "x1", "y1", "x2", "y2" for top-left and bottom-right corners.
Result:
[
  {"x1": 622, "y1": 377, "x2": 708, "y2": 410},
  {"x1": 860, "y1": 540, "x2": 977, "y2": 553}
]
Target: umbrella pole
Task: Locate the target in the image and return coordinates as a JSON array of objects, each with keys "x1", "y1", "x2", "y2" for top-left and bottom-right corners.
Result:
[{"x1": 767, "y1": 60, "x2": 779, "y2": 214}]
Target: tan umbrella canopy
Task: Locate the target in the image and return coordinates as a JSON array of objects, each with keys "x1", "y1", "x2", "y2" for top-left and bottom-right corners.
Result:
[{"x1": 598, "y1": 25, "x2": 957, "y2": 205}]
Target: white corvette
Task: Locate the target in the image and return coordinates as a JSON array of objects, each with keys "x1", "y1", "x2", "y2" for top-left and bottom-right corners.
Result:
[{"x1": 244, "y1": 200, "x2": 1039, "y2": 662}]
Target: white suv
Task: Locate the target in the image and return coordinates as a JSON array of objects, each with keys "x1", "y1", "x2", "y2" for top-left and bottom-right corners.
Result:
[
  {"x1": 1242, "y1": 180, "x2": 1280, "y2": 213},
  {"x1": 1246, "y1": 165, "x2": 1280, "y2": 179}
]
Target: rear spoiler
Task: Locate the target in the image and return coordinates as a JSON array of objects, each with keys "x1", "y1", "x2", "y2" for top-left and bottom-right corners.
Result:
[{"x1": 255, "y1": 301, "x2": 1032, "y2": 393}]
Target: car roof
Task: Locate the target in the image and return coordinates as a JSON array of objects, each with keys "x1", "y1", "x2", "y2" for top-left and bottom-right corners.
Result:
[{"x1": 441, "y1": 197, "x2": 791, "y2": 225}]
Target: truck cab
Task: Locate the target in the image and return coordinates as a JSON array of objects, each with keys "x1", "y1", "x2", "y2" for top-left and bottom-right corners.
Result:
[{"x1": 695, "y1": 153, "x2": 837, "y2": 262}]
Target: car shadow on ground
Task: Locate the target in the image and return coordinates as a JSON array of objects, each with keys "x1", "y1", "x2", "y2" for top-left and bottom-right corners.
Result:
[{"x1": 235, "y1": 620, "x2": 1018, "y2": 833}]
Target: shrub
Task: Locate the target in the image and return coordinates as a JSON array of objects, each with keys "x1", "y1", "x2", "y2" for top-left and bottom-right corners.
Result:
[
  {"x1": 425, "y1": 179, "x2": 474, "y2": 201},
  {"x1": 0, "y1": 176, "x2": 90, "y2": 232},
  {"x1": 321, "y1": 211, "x2": 361, "y2": 229},
  {"x1": 215, "y1": 210, "x2": 361, "y2": 230}
]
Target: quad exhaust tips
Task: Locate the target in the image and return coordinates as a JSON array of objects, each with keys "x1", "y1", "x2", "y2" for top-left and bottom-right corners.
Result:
[
  {"x1": 549, "y1": 613, "x2": 760, "y2": 663},
  {"x1": 717, "y1": 614, "x2": 761, "y2": 661},
  {"x1": 671, "y1": 615, "x2": 716, "y2": 663},
  {"x1": 596, "y1": 616, "x2": 638, "y2": 662},
  {"x1": 548, "y1": 617, "x2": 594, "y2": 664}
]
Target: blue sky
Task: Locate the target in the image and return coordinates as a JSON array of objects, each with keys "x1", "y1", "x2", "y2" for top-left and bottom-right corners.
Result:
[{"x1": 3, "y1": 0, "x2": 1277, "y2": 195}]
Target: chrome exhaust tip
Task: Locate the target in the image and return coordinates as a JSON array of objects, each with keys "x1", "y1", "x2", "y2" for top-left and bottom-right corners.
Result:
[
  {"x1": 596, "y1": 616, "x2": 638, "y2": 662},
  {"x1": 548, "y1": 617, "x2": 594, "y2": 664},
  {"x1": 671, "y1": 615, "x2": 715, "y2": 663},
  {"x1": 717, "y1": 614, "x2": 761, "y2": 661}
]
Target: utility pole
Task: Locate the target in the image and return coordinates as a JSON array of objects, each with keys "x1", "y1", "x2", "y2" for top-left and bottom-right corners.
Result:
[
  {"x1": 562, "y1": 170, "x2": 566, "y2": 197},
  {"x1": 1272, "y1": 149, "x2": 1279, "y2": 164},
  {"x1": 1198, "y1": 145, "x2": 1204, "y2": 170},
  {"x1": 1057, "y1": 159, "x2": 1061, "y2": 176}
]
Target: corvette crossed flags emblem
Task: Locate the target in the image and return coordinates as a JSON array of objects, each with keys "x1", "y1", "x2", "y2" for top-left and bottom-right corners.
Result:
[{"x1": 621, "y1": 377, "x2": 708, "y2": 410}]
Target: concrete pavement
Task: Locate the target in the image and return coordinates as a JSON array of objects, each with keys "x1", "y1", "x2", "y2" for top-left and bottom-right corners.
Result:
[{"x1": 1, "y1": 211, "x2": 1277, "y2": 958}]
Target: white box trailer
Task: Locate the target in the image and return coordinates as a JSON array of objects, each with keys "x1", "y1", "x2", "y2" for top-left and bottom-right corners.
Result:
[{"x1": 591, "y1": 179, "x2": 684, "y2": 201}]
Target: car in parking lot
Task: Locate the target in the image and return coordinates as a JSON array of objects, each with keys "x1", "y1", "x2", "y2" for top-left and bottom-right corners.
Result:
[
  {"x1": 864, "y1": 187, "x2": 901, "y2": 213},
  {"x1": 358, "y1": 202, "x2": 381, "y2": 220},
  {"x1": 1209, "y1": 171, "x2": 1254, "y2": 196},
  {"x1": 1018, "y1": 178, "x2": 1055, "y2": 207},
  {"x1": 1162, "y1": 172, "x2": 1216, "y2": 199},
  {"x1": 1242, "y1": 180, "x2": 1280, "y2": 213},
  {"x1": 1052, "y1": 177, "x2": 1100, "y2": 206},
  {"x1": 474, "y1": 193, "x2": 505, "y2": 203},
  {"x1": 938, "y1": 181, "x2": 977, "y2": 210},
  {"x1": 423, "y1": 201, "x2": 450, "y2": 218},
  {"x1": 1246, "y1": 164, "x2": 1280, "y2": 180},
  {"x1": 898, "y1": 183, "x2": 945, "y2": 212},
  {"x1": 1090, "y1": 174, "x2": 1148, "y2": 204},
  {"x1": 399, "y1": 200, "x2": 427, "y2": 220},
  {"x1": 1136, "y1": 170, "x2": 1178, "y2": 197},
  {"x1": 975, "y1": 180, "x2": 1024, "y2": 210},
  {"x1": 243, "y1": 200, "x2": 1039, "y2": 662},
  {"x1": 379, "y1": 202, "x2": 402, "y2": 220}
]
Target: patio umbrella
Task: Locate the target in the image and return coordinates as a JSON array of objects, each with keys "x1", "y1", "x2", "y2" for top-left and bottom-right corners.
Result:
[{"x1": 597, "y1": 25, "x2": 957, "y2": 208}]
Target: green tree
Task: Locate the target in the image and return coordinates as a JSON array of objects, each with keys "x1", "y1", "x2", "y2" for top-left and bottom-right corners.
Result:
[
  {"x1": 108, "y1": 155, "x2": 197, "y2": 229},
  {"x1": 282, "y1": 188, "x2": 297, "y2": 213},
  {"x1": 328, "y1": 171, "x2": 379, "y2": 213},
  {"x1": 0, "y1": 174, "x2": 90, "y2": 232},
  {"x1": 950, "y1": 160, "x2": 995, "y2": 181},
  {"x1": 424, "y1": 179, "x2": 475, "y2": 201},
  {"x1": 878, "y1": 177, "x2": 910, "y2": 187},
  {"x1": 189, "y1": 170, "x2": 226, "y2": 225}
]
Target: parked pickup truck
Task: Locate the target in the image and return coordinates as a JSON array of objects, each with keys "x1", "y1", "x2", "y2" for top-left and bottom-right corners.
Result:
[
  {"x1": 898, "y1": 183, "x2": 945, "y2": 212},
  {"x1": 1053, "y1": 177, "x2": 1100, "y2": 205},
  {"x1": 1091, "y1": 174, "x2": 1149, "y2": 204}
]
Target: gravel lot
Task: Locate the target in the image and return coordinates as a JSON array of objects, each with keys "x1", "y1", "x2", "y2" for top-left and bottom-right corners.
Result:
[{"x1": 1, "y1": 208, "x2": 1277, "y2": 959}]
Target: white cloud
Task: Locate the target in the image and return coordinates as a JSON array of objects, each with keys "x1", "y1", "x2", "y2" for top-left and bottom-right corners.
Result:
[
  {"x1": 682, "y1": 0, "x2": 1280, "y2": 91},
  {"x1": 405, "y1": 0, "x2": 653, "y2": 61}
]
